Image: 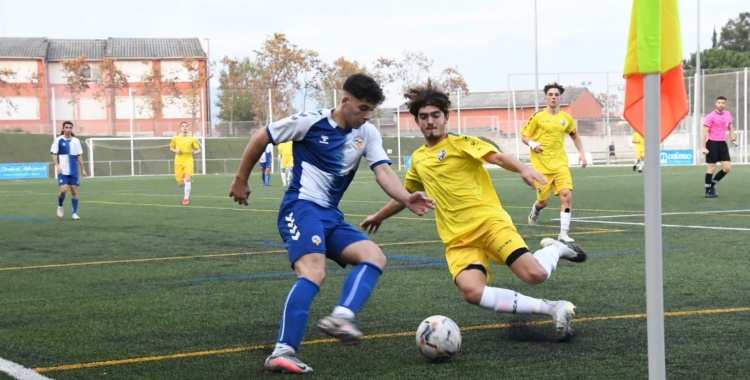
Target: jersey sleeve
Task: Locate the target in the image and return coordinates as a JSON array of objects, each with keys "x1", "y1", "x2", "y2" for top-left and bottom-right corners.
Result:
[
  {"x1": 169, "y1": 136, "x2": 178, "y2": 149},
  {"x1": 404, "y1": 165, "x2": 424, "y2": 193},
  {"x1": 191, "y1": 138, "x2": 200, "y2": 149},
  {"x1": 362, "y1": 124, "x2": 391, "y2": 169},
  {"x1": 71, "y1": 138, "x2": 83, "y2": 156},
  {"x1": 453, "y1": 135, "x2": 499, "y2": 160},
  {"x1": 50, "y1": 137, "x2": 59, "y2": 154},
  {"x1": 521, "y1": 113, "x2": 538, "y2": 138},
  {"x1": 564, "y1": 115, "x2": 577, "y2": 134},
  {"x1": 266, "y1": 110, "x2": 324, "y2": 144},
  {"x1": 702, "y1": 113, "x2": 713, "y2": 127}
]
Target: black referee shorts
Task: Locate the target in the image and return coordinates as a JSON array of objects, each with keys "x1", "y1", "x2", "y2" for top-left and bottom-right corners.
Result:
[{"x1": 705, "y1": 140, "x2": 730, "y2": 163}]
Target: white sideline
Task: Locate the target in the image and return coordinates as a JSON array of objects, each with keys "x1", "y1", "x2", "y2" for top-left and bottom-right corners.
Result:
[
  {"x1": 0, "y1": 357, "x2": 54, "y2": 380},
  {"x1": 565, "y1": 219, "x2": 750, "y2": 232},
  {"x1": 567, "y1": 209, "x2": 750, "y2": 221}
]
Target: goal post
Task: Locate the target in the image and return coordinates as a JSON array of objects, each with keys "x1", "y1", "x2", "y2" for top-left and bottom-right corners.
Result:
[{"x1": 84, "y1": 137, "x2": 207, "y2": 178}]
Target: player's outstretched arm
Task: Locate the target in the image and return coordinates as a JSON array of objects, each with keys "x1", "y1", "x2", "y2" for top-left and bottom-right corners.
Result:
[
  {"x1": 483, "y1": 152, "x2": 546, "y2": 189},
  {"x1": 229, "y1": 128, "x2": 270, "y2": 205},
  {"x1": 372, "y1": 164, "x2": 435, "y2": 216},
  {"x1": 360, "y1": 199, "x2": 406, "y2": 234}
]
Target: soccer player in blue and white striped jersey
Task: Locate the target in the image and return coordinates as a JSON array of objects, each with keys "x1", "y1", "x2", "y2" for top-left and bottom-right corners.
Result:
[
  {"x1": 50, "y1": 121, "x2": 87, "y2": 219},
  {"x1": 229, "y1": 74, "x2": 435, "y2": 374}
]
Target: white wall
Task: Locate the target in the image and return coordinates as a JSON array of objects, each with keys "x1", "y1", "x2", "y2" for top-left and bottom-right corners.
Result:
[
  {"x1": 48, "y1": 63, "x2": 66, "y2": 85},
  {"x1": 0, "y1": 60, "x2": 39, "y2": 83},
  {"x1": 80, "y1": 98, "x2": 106, "y2": 120},
  {"x1": 116, "y1": 61, "x2": 151, "y2": 81},
  {"x1": 162, "y1": 96, "x2": 199, "y2": 119},
  {"x1": 160, "y1": 61, "x2": 192, "y2": 82},
  {"x1": 115, "y1": 96, "x2": 152, "y2": 119},
  {"x1": 0, "y1": 97, "x2": 40, "y2": 120},
  {"x1": 53, "y1": 98, "x2": 75, "y2": 120}
]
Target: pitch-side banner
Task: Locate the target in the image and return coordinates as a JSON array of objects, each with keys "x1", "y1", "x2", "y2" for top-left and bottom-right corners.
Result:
[{"x1": 0, "y1": 163, "x2": 48, "y2": 180}]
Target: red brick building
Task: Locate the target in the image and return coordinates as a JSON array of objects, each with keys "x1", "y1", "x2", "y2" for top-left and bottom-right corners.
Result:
[
  {"x1": 391, "y1": 87, "x2": 604, "y2": 136},
  {"x1": 0, "y1": 37, "x2": 208, "y2": 136}
]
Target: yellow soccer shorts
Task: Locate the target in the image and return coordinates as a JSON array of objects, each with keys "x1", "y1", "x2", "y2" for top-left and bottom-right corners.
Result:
[
  {"x1": 281, "y1": 155, "x2": 294, "y2": 170},
  {"x1": 535, "y1": 169, "x2": 573, "y2": 201},
  {"x1": 174, "y1": 159, "x2": 194, "y2": 183},
  {"x1": 445, "y1": 212, "x2": 529, "y2": 284},
  {"x1": 635, "y1": 149, "x2": 645, "y2": 160}
]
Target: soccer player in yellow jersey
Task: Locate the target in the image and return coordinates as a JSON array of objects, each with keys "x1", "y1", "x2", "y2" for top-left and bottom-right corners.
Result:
[
  {"x1": 278, "y1": 141, "x2": 294, "y2": 187},
  {"x1": 169, "y1": 122, "x2": 201, "y2": 205},
  {"x1": 631, "y1": 131, "x2": 645, "y2": 173},
  {"x1": 361, "y1": 81, "x2": 587, "y2": 340},
  {"x1": 522, "y1": 83, "x2": 587, "y2": 243}
]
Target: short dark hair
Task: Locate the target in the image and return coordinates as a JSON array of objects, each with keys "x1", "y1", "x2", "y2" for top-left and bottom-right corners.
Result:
[
  {"x1": 544, "y1": 82, "x2": 565, "y2": 95},
  {"x1": 62, "y1": 120, "x2": 73, "y2": 128},
  {"x1": 404, "y1": 80, "x2": 452, "y2": 118},
  {"x1": 180, "y1": 121, "x2": 188, "y2": 127},
  {"x1": 342, "y1": 74, "x2": 385, "y2": 106},
  {"x1": 716, "y1": 96, "x2": 727, "y2": 101}
]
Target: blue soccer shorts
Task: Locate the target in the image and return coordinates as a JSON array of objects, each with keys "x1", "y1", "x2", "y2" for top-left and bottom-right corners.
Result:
[
  {"x1": 58, "y1": 174, "x2": 80, "y2": 187},
  {"x1": 278, "y1": 200, "x2": 369, "y2": 268}
]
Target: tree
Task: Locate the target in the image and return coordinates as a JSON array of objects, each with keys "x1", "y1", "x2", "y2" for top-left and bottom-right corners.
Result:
[
  {"x1": 60, "y1": 54, "x2": 91, "y2": 120},
  {"x1": 0, "y1": 68, "x2": 20, "y2": 116},
  {"x1": 250, "y1": 33, "x2": 318, "y2": 124},
  {"x1": 216, "y1": 56, "x2": 256, "y2": 136},
  {"x1": 595, "y1": 92, "x2": 623, "y2": 117},
  {"x1": 27, "y1": 71, "x2": 46, "y2": 120},
  {"x1": 140, "y1": 65, "x2": 181, "y2": 135},
  {"x1": 719, "y1": 12, "x2": 750, "y2": 52},
  {"x1": 182, "y1": 58, "x2": 210, "y2": 135},
  {"x1": 371, "y1": 51, "x2": 470, "y2": 99},
  {"x1": 310, "y1": 57, "x2": 368, "y2": 109},
  {"x1": 93, "y1": 58, "x2": 129, "y2": 134},
  {"x1": 683, "y1": 12, "x2": 750, "y2": 70}
]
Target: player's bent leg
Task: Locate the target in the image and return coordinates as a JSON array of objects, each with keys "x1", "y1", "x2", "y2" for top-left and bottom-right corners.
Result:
[
  {"x1": 318, "y1": 239, "x2": 385, "y2": 346},
  {"x1": 540, "y1": 238, "x2": 587, "y2": 262},
  {"x1": 266, "y1": 253, "x2": 325, "y2": 373},
  {"x1": 507, "y1": 250, "x2": 552, "y2": 285},
  {"x1": 70, "y1": 185, "x2": 80, "y2": 219},
  {"x1": 557, "y1": 188, "x2": 574, "y2": 242},
  {"x1": 57, "y1": 184, "x2": 67, "y2": 218},
  {"x1": 183, "y1": 173, "x2": 192, "y2": 205}
]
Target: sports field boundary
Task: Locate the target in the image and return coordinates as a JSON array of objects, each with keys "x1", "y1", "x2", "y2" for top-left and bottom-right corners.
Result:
[{"x1": 32, "y1": 306, "x2": 750, "y2": 374}]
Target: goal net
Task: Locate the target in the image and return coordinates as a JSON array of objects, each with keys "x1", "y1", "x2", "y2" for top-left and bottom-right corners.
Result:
[{"x1": 84, "y1": 137, "x2": 206, "y2": 177}]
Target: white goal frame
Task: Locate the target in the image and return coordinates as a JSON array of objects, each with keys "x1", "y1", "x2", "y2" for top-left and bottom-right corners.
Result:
[{"x1": 85, "y1": 136, "x2": 207, "y2": 178}]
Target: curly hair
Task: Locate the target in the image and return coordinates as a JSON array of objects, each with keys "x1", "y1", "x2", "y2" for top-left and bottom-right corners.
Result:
[
  {"x1": 342, "y1": 73, "x2": 385, "y2": 106},
  {"x1": 403, "y1": 80, "x2": 451, "y2": 118},
  {"x1": 543, "y1": 82, "x2": 565, "y2": 95}
]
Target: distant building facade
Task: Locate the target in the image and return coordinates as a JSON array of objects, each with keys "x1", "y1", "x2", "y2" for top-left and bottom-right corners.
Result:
[{"x1": 0, "y1": 37, "x2": 208, "y2": 136}]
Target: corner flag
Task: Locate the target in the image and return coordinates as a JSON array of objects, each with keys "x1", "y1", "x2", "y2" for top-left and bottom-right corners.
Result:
[{"x1": 623, "y1": 0, "x2": 688, "y2": 142}]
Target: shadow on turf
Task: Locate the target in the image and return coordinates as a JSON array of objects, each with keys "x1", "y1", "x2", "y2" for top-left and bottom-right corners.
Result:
[{"x1": 501, "y1": 315, "x2": 578, "y2": 343}]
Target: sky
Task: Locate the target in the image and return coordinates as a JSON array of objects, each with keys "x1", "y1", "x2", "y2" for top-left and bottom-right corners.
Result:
[{"x1": 0, "y1": 0, "x2": 747, "y2": 111}]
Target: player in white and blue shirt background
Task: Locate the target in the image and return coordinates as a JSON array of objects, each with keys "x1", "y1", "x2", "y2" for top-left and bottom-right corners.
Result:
[
  {"x1": 258, "y1": 143, "x2": 273, "y2": 186},
  {"x1": 229, "y1": 74, "x2": 435, "y2": 374},
  {"x1": 50, "y1": 121, "x2": 87, "y2": 220}
]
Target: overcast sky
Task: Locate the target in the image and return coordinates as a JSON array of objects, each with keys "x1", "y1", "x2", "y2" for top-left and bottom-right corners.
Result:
[{"x1": 0, "y1": 0, "x2": 746, "y2": 108}]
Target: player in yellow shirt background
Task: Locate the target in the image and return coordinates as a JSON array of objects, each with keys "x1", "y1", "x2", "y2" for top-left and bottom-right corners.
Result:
[
  {"x1": 631, "y1": 131, "x2": 645, "y2": 173},
  {"x1": 361, "y1": 81, "x2": 587, "y2": 341},
  {"x1": 522, "y1": 83, "x2": 587, "y2": 243},
  {"x1": 169, "y1": 122, "x2": 201, "y2": 205},
  {"x1": 278, "y1": 141, "x2": 294, "y2": 187}
]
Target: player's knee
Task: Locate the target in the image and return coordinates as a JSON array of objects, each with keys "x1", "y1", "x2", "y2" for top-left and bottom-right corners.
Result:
[
  {"x1": 536, "y1": 199, "x2": 549, "y2": 209},
  {"x1": 460, "y1": 285, "x2": 484, "y2": 305},
  {"x1": 518, "y1": 267, "x2": 548, "y2": 285},
  {"x1": 363, "y1": 250, "x2": 387, "y2": 269},
  {"x1": 722, "y1": 166, "x2": 731, "y2": 173}
]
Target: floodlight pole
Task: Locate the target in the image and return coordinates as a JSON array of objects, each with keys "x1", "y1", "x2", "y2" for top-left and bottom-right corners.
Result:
[{"x1": 533, "y1": 0, "x2": 539, "y2": 112}]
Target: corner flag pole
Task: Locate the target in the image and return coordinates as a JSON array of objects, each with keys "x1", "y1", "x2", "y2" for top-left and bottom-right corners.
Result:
[{"x1": 643, "y1": 73, "x2": 666, "y2": 380}]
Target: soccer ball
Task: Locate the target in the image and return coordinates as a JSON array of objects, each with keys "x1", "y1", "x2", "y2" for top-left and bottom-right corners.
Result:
[{"x1": 415, "y1": 315, "x2": 462, "y2": 361}]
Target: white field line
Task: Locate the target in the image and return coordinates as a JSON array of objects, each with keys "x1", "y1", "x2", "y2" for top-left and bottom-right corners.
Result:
[
  {"x1": 566, "y1": 209, "x2": 750, "y2": 221},
  {"x1": 566, "y1": 219, "x2": 750, "y2": 232},
  {"x1": 0, "y1": 357, "x2": 54, "y2": 380}
]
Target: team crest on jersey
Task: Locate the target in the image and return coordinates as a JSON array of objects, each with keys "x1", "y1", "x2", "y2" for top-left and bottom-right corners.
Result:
[
  {"x1": 560, "y1": 119, "x2": 566, "y2": 126},
  {"x1": 537, "y1": 187, "x2": 542, "y2": 193},
  {"x1": 437, "y1": 150, "x2": 447, "y2": 162},
  {"x1": 353, "y1": 136, "x2": 364, "y2": 149},
  {"x1": 311, "y1": 235, "x2": 321, "y2": 246}
]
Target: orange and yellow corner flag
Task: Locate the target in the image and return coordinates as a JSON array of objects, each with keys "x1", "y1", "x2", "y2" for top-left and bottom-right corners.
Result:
[{"x1": 622, "y1": 0, "x2": 689, "y2": 142}]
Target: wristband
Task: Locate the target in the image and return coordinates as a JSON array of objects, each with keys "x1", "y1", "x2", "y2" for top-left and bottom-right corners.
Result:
[{"x1": 528, "y1": 140, "x2": 540, "y2": 149}]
